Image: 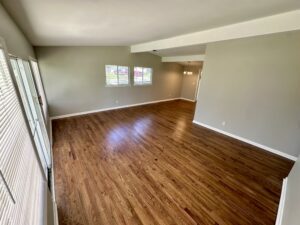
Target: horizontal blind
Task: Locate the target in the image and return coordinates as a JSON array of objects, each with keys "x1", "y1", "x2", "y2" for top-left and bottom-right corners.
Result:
[{"x1": 0, "y1": 48, "x2": 45, "y2": 225}]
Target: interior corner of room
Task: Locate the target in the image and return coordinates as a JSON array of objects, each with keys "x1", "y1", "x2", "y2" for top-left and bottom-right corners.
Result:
[{"x1": 0, "y1": 1, "x2": 300, "y2": 225}]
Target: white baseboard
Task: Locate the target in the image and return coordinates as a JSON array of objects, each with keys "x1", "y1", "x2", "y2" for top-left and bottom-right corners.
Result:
[
  {"x1": 276, "y1": 178, "x2": 288, "y2": 225},
  {"x1": 179, "y1": 97, "x2": 196, "y2": 102},
  {"x1": 50, "y1": 98, "x2": 180, "y2": 120},
  {"x1": 49, "y1": 119, "x2": 53, "y2": 147},
  {"x1": 192, "y1": 120, "x2": 298, "y2": 161},
  {"x1": 53, "y1": 200, "x2": 59, "y2": 225}
]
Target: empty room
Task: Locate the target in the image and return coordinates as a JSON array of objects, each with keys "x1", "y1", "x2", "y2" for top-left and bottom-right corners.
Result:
[{"x1": 0, "y1": 1, "x2": 300, "y2": 225}]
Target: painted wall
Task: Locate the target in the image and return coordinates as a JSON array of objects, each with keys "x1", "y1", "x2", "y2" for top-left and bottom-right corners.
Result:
[
  {"x1": 282, "y1": 157, "x2": 300, "y2": 225},
  {"x1": 194, "y1": 31, "x2": 300, "y2": 158},
  {"x1": 180, "y1": 65, "x2": 201, "y2": 101},
  {"x1": 0, "y1": 4, "x2": 55, "y2": 225},
  {"x1": 0, "y1": 3, "x2": 51, "y2": 126},
  {"x1": 0, "y1": 3, "x2": 35, "y2": 58},
  {"x1": 35, "y1": 47, "x2": 183, "y2": 117},
  {"x1": 0, "y1": 2, "x2": 52, "y2": 135}
]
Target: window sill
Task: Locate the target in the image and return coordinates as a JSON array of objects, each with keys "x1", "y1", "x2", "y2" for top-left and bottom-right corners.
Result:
[
  {"x1": 133, "y1": 83, "x2": 152, "y2": 86},
  {"x1": 105, "y1": 85, "x2": 131, "y2": 88}
]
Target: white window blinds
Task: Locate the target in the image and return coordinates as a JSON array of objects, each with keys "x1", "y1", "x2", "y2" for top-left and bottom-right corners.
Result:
[{"x1": 0, "y1": 48, "x2": 46, "y2": 224}]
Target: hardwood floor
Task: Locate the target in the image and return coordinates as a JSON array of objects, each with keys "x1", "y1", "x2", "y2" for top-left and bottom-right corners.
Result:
[{"x1": 52, "y1": 100, "x2": 293, "y2": 225}]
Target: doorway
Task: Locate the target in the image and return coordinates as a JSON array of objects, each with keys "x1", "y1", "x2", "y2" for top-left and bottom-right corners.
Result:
[{"x1": 179, "y1": 61, "x2": 203, "y2": 102}]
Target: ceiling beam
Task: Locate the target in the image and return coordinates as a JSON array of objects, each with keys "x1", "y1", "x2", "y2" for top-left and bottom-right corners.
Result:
[
  {"x1": 162, "y1": 55, "x2": 205, "y2": 62},
  {"x1": 131, "y1": 10, "x2": 300, "y2": 53}
]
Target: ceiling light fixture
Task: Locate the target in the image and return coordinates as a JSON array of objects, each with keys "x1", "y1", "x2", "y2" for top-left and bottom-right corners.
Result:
[{"x1": 183, "y1": 71, "x2": 193, "y2": 75}]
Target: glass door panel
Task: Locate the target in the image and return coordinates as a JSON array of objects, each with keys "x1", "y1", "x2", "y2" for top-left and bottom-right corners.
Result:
[{"x1": 10, "y1": 58, "x2": 51, "y2": 173}]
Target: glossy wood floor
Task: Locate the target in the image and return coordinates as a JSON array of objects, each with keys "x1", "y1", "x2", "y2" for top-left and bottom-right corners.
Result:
[{"x1": 52, "y1": 100, "x2": 293, "y2": 225}]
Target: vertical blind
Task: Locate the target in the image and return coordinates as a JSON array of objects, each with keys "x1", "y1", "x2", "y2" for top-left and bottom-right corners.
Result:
[{"x1": 0, "y1": 48, "x2": 46, "y2": 224}]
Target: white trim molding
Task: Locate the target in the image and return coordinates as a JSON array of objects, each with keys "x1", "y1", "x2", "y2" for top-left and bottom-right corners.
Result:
[
  {"x1": 180, "y1": 97, "x2": 196, "y2": 102},
  {"x1": 192, "y1": 120, "x2": 298, "y2": 161},
  {"x1": 131, "y1": 10, "x2": 300, "y2": 53},
  {"x1": 276, "y1": 178, "x2": 288, "y2": 225},
  {"x1": 49, "y1": 119, "x2": 53, "y2": 147},
  {"x1": 50, "y1": 98, "x2": 181, "y2": 120},
  {"x1": 162, "y1": 55, "x2": 205, "y2": 62},
  {"x1": 53, "y1": 200, "x2": 59, "y2": 225}
]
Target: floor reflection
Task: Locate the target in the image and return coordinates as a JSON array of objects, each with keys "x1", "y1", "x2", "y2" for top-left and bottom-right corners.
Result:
[
  {"x1": 105, "y1": 117, "x2": 152, "y2": 150},
  {"x1": 173, "y1": 118, "x2": 187, "y2": 139}
]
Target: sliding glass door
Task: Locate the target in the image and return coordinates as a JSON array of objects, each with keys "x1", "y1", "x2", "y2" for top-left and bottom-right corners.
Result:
[
  {"x1": 10, "y1": 58, "x2": 51, "y2": 173},
  {"x1": 0, "y1": 41, "x2": 46, "y2": 225}
]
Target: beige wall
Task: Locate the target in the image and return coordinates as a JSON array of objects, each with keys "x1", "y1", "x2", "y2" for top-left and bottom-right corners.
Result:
[
  {"x1": 194, "y1": 31, "x2": 300, "y2": 157},
  {"x1": 180, "y1": 65, "x2": 201, "y2": 101},
  {"x1": 0, "y1": 3, "x2": 35, "y2": 58},
  {"x1": 35, "y1": 47, "x2": 183, "y2": 117},
  {"x1": 282, "y1": 156, "x2": 300, "y2": 225},
  {"x1": 0, "y1": 3, "x2": 52, "y2": 134},
  {"x1": 0, "y1": 3, "x2": 55, "y2": 225},
  {"x1": 0, "y1": 3, "x2": 51, "y2": 129}
]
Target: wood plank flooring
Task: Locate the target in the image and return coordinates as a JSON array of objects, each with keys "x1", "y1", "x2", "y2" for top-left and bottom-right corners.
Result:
[{"x1": 52, "y1": 100, "x2": 294, "y2": 225}]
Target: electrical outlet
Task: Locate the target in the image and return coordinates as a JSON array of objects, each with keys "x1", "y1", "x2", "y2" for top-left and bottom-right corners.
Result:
[
  {"x1": 115, "y1": 100, "x2": 119, "y2": 104},
  {"x1": 222, "y1": 121, "x2": 226, "y2": 126}
]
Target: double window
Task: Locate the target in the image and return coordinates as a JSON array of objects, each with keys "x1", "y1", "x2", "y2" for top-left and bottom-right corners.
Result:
[
  {"x1": 105, "y1": 65, "x2": 129, "y2": 86},
  {"x1": 105, "y1": 65, "x2": 152, "y2": 86}
]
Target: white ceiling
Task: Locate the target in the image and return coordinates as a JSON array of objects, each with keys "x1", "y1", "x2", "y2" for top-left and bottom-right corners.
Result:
[
  {"x1": 152, "y1": 44, "x2": 206, "y2": 57},
  {"x1": 1, "y1": 0, "x2": 300, "y2": 46}
]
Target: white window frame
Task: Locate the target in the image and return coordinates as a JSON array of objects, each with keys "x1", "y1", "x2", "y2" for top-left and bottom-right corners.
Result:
[
  {"x1": 105, "y1": 65, "x2": 130, "y2": 87},
  {"x1": 134, "y1": 67, "x2": 153, "y2": 86},
  {"x1": 29, "y1": 59, "x2": 48, "y2": 122}
]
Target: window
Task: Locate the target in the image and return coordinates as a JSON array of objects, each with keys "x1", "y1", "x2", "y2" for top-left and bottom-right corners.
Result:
[
  {"x1": 134, "y1": 67, "x2": 152, "y2": 85},
  {"x1": 105, "y1": 65, "x2": 129, "y2": 86}
]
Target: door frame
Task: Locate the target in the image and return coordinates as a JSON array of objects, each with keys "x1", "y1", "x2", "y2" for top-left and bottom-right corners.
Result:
[
  {"x1": 194, "y1": 67, "x2": 203, "y2": 101},
  {"x1": 28, "y1": 56, "x2": 49, "y2": 122}
]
